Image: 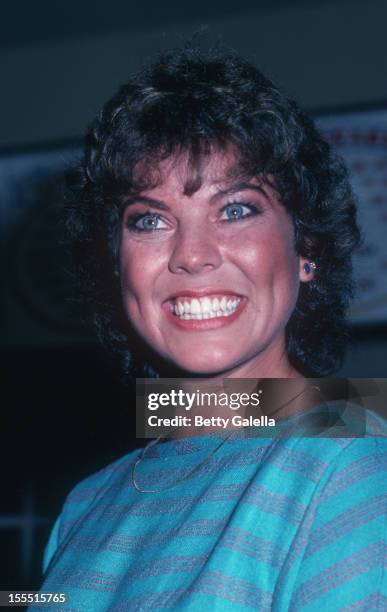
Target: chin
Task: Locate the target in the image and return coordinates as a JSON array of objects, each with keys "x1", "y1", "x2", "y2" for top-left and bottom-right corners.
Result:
[{"x1": 167, "y1": 349, "x2": 241, "y2": 376}]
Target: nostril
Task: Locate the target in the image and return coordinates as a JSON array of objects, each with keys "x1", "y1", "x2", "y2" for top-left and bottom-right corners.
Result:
[{"x1": 168, "y1": 238, "x2": 222, "y2": 275}]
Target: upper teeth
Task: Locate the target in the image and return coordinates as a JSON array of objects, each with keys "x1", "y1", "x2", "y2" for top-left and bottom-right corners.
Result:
[{"x1": 172, "y1": 295, "x2": 242, "y2": 319}]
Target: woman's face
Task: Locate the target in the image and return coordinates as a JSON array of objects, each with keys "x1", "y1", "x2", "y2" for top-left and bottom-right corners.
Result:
[{"x1": 120, "y1": 150, "x2": 313, "y2": 377}]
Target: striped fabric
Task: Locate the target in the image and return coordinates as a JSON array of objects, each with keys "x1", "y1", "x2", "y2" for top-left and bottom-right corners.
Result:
[{"x1": 36, "y1": 406, "x2": 386, "y2": 611}]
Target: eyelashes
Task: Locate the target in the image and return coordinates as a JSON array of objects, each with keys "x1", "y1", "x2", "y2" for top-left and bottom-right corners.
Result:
[
  {"x1": 125, "y1": 201, "x2": 263, "y2": 233},
  {"x1": 219, "y1": 201, "x2": 262, "y2": 222},
  {"x1": 125, "y1": 212, "x2": 167, "y2": 232}
]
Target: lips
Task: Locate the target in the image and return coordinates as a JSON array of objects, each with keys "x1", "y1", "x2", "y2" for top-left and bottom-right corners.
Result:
[{"x1": 163, "y1": 289, "x2": 246, "y2": 330}]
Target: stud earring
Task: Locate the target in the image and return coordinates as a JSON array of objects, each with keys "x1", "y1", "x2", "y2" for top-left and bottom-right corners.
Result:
[{"x1": 303, "y1": 261, "x2": 316, "y2": 274}]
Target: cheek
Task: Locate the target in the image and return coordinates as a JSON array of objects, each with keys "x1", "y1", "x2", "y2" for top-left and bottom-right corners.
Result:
[
  {"x1": 120, "y1": 242, "x2": 163, "y2": 297},
  {"x1": 228, "y1": 227, "x2": 297, "y2": 278},
  {"x1": 229, "y1": 227, "x2": 300, "y2": 321}
]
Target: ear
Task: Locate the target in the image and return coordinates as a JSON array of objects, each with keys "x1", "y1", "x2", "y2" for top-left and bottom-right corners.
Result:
[{"x1": 299, "y1": 257, "x2": 316, "y2": 283}]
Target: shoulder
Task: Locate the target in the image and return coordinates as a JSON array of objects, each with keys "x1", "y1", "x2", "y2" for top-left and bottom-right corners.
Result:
[
  {"x1": 43, "y1": 446, "x2": 142, "y2": 572},
  {"x1": 271, "y1": 435, "x2": 387, "y2": 609},
  {"x1": 258, "y1": 416, "x2": 387, "y2": 529},
  {"x1": 312, "y1": 435, "x2": 387, "y2": 497},
  {"x1": 64, "y1": 448, "x2": 139, "y2": 505},
  {"x1": 289, "y1": 417, "x2": 387, "y2": 488},
  {"x1": 289, "y1": 435, "x2": 387, "y2": 608},
  {"x1": 61, "y1": 446, "x2": 141, "y2": 523}
]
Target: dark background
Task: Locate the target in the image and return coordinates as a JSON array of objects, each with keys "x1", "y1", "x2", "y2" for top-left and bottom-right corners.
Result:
[{"x1": 1, "y1": 0, "x2": 387, "y2": 594}]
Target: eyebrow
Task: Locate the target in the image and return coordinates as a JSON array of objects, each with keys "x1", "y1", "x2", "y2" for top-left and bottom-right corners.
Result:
[
  {"x1": 210, "y1": 182, "x2": 269, "y2": 202},
  {"x1": 124, "y1": 182, "x2": 270, "y2": 211},
  {"x1": 124, "y1": 195, "x2": 170, "y2": 211}
]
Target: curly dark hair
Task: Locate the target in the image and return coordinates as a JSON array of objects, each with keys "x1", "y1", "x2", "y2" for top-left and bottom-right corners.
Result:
[{"x1": 67, "y1": 44, "x2": 360, "y2": 379}]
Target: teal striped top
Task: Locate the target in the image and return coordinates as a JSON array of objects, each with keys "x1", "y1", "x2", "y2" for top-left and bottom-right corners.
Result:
[{"x1": 37, "y1": 405, "x2": 386, "y2": 611}]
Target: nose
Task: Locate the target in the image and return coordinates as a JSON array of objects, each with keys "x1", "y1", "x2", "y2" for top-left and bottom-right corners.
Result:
[{"x1": 168, "y1": 225, "x2": 222, "y2": 275}]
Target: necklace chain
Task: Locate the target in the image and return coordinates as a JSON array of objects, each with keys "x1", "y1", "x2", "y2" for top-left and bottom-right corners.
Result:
[
  {"x1": 131, "y1": 384, "x2": 320, "y2": 494},
  {"x1": 131, "y1": 432, "x2": 234, "y2": 493}
]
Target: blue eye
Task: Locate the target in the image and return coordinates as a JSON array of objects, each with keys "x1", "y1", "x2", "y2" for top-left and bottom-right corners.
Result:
[
  {"x1": 127, "y1": 213, "x2": 167, "y2": 232},
  {"x1": 221, "y1": 202, "x2": 257, "y2": 222}
]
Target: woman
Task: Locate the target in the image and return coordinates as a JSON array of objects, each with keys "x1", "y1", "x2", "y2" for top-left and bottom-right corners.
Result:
[{"x1": 36, "y1": 46, "x2": 386, "y2": 610}]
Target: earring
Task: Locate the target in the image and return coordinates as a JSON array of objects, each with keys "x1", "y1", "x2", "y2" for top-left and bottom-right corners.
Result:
[{"x1": 303, "y1": 261, "x2": 316, "y2": 274}]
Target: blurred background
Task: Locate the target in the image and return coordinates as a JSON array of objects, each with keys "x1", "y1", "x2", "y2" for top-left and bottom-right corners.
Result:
[{"x1": 1, "y1": 0, "x2": 387, "y2": 593}]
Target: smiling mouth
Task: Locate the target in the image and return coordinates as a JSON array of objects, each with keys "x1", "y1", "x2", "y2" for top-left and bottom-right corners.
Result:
[
  {"x1": 170, "y1": 294, "x2": 242, "y2": 320},
  {"x1": 162, "y1": 293, "x2": 246, "y2": 331}
]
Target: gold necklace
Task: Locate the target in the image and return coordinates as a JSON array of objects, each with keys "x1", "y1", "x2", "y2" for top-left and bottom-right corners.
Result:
[{"x1": 131, "y1": 384, "x2": 319, "y2": 494}]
